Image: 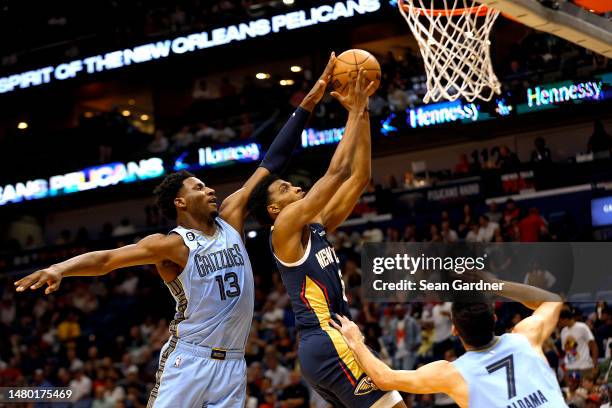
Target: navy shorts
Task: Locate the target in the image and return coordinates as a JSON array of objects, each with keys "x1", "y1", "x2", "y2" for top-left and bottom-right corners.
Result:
[{"x1": 298, "y1": 328, "x2": 390, "y2": 407}]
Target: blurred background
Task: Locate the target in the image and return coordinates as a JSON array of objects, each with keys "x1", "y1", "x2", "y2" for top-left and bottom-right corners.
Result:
[{"x1": 0, "y1": 0, "x2": 611, "y2": 407}]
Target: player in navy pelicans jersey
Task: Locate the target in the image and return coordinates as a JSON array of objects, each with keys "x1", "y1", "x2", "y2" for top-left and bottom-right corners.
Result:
[
  {"x1": 249, "y1": 70, "x2": 405, "y2": 408},
  {"x1": 332, "y1": 281, "x2": 568, "y2": 408},
  {"x1": 14, "y1": 55, "x2": 338, "y2": 408}
]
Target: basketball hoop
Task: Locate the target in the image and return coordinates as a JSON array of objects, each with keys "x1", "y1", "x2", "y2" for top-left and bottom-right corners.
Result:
[{"x1": 398, "y1": 0, "x2": 501, "y2": 103}]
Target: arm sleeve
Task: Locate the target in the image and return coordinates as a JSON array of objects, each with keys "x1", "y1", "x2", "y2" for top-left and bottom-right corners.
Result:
[{"x1": 259, "y1": 107, "x2": 310, "y2": 174}]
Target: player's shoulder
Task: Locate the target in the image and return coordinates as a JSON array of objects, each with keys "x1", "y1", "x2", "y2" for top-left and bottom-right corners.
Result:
[
  {"x1": 138, "y1": 232, "x2": 184, "y2": 249},
  {"x1": 428, "y1": 359, "x2": 462, "y2": 384}
]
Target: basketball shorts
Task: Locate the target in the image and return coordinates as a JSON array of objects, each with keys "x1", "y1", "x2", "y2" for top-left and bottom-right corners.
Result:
[
  {"x1": 147, "y1": 337, "x2": 246, "y2": 408},
  {"x1": 299, "y1": 328, "x2": 403, "y2": 407}
]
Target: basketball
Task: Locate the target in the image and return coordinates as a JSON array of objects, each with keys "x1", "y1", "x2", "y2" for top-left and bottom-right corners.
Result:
[{"x1": 331, "y1": 49, "x2": 381, "y2": 96}]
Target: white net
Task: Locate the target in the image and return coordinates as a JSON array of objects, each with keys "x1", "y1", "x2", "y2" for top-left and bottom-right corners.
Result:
[{"x1": 399, "y1": 0, "x2": 501, "y2": 103}]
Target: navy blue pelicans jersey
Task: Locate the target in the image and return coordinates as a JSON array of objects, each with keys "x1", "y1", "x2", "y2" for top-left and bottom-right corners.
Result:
[
  {"x1": 271, "y1": 224, "x2": 392, "y2": 407},
  {"x1": 271, "y1": 223, "x2": 350, "y2": 330}
]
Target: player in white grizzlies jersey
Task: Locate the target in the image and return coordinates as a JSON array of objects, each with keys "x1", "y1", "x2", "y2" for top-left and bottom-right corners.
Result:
[
  {"x1": 331, "y1": 280, "x2": 568, "y2": 408},
  {"x1": 14, "y1": 54, "x2": 338, "y2": 408}
]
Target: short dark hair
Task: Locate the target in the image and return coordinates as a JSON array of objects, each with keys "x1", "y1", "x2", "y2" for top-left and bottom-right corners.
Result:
[
  {"x1": 247, "y1": 174, "x2": 279, "y2": 226},
  {"x1": 451, "y1": 302, "x2": 495, "y2": 348},
  {"x1": 153, "y1": 170, "x2": 194, "y2": 220},
  {"x1": 559, "y1": 309, "x2": 574, "y2": 320}
]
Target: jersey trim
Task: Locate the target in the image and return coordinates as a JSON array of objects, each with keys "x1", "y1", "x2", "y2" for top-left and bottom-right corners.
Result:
[
  {"x1": 147, "y1": 335, "x2": 179, "y2": 407},
  {"x1": 166, "y1": 277, "x2": 188, "y2": 337},
  {"x1": 303, "y1": 275, "x2": 365, "y2": 384},
  {"x1": 273, "y1": 231, "x2": 312, "y2": 267}
]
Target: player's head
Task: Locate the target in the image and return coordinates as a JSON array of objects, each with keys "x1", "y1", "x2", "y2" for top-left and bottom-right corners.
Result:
[
  {"x1": 451, "y1": 302, "x2": 496, "y2": 348},
  {"x1": 557, "y1": 308, "x2": 575, "y2": 328},
  {"x1": 153, "y1": 170, "x2": 217, "y2": 221},
  {"x1": 248, "y1": 174, "x2": 305, "y2": 226}
]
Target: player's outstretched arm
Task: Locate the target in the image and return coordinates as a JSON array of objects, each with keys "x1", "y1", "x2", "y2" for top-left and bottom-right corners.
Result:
[
  {"x1": 491, "y1": 279, "x2": 563, "y2": 347},
  {"x1": 330, "y1": 315, "x2": 458, "y2": 396},
  {"x1": 273, "y1": 72, "x2": 373, "y2": 263},
  {"x1": 219, "y1": 53, "x2": 336, "y2": 233},
  {"x1": 318, "y1": 83, "x2": 372, "y2": 232},
  {"x1": 14, "y1": 233, "x2": 185, "y2": 295}
]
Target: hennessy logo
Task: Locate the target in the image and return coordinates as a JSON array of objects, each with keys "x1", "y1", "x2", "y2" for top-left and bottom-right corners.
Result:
[{"x1": 354, "y1": 376, "x2": 378, "y2": 396}]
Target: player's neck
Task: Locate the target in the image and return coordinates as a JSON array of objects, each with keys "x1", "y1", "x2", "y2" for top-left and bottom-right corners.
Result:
[
  {"x1": 178, "y1": 214, "x2": 217, "y2": 235},
  {"x1": 463, "y1": 335, "x2": 499, "y2": 352}
]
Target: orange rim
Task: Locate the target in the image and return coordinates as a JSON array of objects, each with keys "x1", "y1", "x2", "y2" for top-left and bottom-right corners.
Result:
[{"x1": 400, "y1": 2, "x2": 491, "y2": 17}]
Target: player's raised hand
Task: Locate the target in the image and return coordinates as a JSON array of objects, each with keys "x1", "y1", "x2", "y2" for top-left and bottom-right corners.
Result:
[
  {"x1": 329, "y1": 314, "x2": 365, "y2": 349},
  {"x1": 14, "y1": 267, "x2": 63, "y2": 295},
  {"x1": 300, "y1": 52, "x2": 337, "y2": 112},
  {"x1": 331, "y1": 69, "x2": 374, "y2": 114}
]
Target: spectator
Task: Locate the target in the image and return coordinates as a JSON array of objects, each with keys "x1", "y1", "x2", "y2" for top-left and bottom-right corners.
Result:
[
  {"x1": 362, "y1": 223, "x2": 384, "y2": 243},
  {"x1": 261, "y1": 299, "x2": 284, "y2": 331},
  {"x1": 563, "y1": 371, "x2": 587, "y2": 408},
  {"x1": 476, "y1": 215, "x2": 499, "y2": 242},
  {"x1": 260, "y1": 388, "x2": 278, "y2": 408},
  {"x1": 425, "y1": 302, "x2": 453, "y2": 360},
  {"x1": 171, "y1": 126, "x2": 195, "y2": 150},
  {"x1": 57, "y1": 312, "x2": 81, "y2": 342},
  {"x1": 387, "y1": 83, "x2": 409, "y2": 111},
  {"x1": 402, "y1": 224, "x2": 417, "y2": 242},
  {"x1": 239, "y1": 113, "x2": 254, "y2": 139},
  {"x1": 454, "y1": 153, "x2": 471, "y2": 175},
  {"x1": 112, "y1": 218, "x2": 136, "y2": 237},
  {"x1": 192, "y1": 78, "x2": 214, "y2": 100},
  {"x1": 484, "y1": 201, "x2": 503, "y2": 224},
  {"x1": 518, "y1": 207, "x2": 548, "y2": 242},
  {"x1": 278, "y1": 370, "x2": 309, "y2": 408},
  {"x1": 385, "y1": 175, "x2": 399, "y2": 189},
  {"x1": 55, "y1": 229, "x2": 73, "y2": 245},
  {"x1": 389, "y1": 305, "x2": 421, "y2": 371},
  {"x1": 194, "y1": 122, "x2": 217, "y2": 143},
  {"x1": 147, "y1": 130, "x2": 169, "y2": 154},
  {"x1": 496, "y1": 145, "x2": 520, "y2": 170},
  {"x1": 369, "y1": 93, "x2": 388, "y2": 117},
  {"x1": 263, "y1": 351, "x2": 290, "y2": 390},
  {"x1": 429, "y1": 224, "x2": 442, "y2": 242},
  {"x1": 559, "y1": 309, "x2": 599, "y2": 380},
  {"x1": 441, "y1": 221, "x2": 458, "y2": 243},
  {"x1": 465, "y1": 224, "x2": 480, "y2": 243},
  {"x1": 530, "y1": 136, "x2": 552, "y2": 163},
  {"x1": 290, "y1": 81, "x2": 309, "y2": 108},
  {"x1": 69, "y1": 367, "x2": 93, "y2": 403},
  {"x1": 219, "y1": 77, "x2": 237, "y2": 98},
  {"x1": 595, "y1": 307, "x2": 612, "y2": 359},
  {"x1": 211, "y1": 121, "x2": 236, "y2": 143},
  {"x1": 587, "y1": 120, "x2": 612, "y2": 155},
  {"x1": 403, "y1": 171, "x2": 418, "y2": 189},
  {"x1": 503, "y1": 199, "x2": 520, "y2": 226}
]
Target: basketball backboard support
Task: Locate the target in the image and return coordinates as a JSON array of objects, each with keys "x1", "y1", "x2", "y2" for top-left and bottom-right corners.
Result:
[{"x1": 478, "y1": 0, "x2": 612, "y2": 58}]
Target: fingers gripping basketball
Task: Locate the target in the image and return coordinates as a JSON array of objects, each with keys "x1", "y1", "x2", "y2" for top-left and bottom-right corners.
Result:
[{"x1": 331, "y1": 49, "x2": 381, "y2": 96}]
